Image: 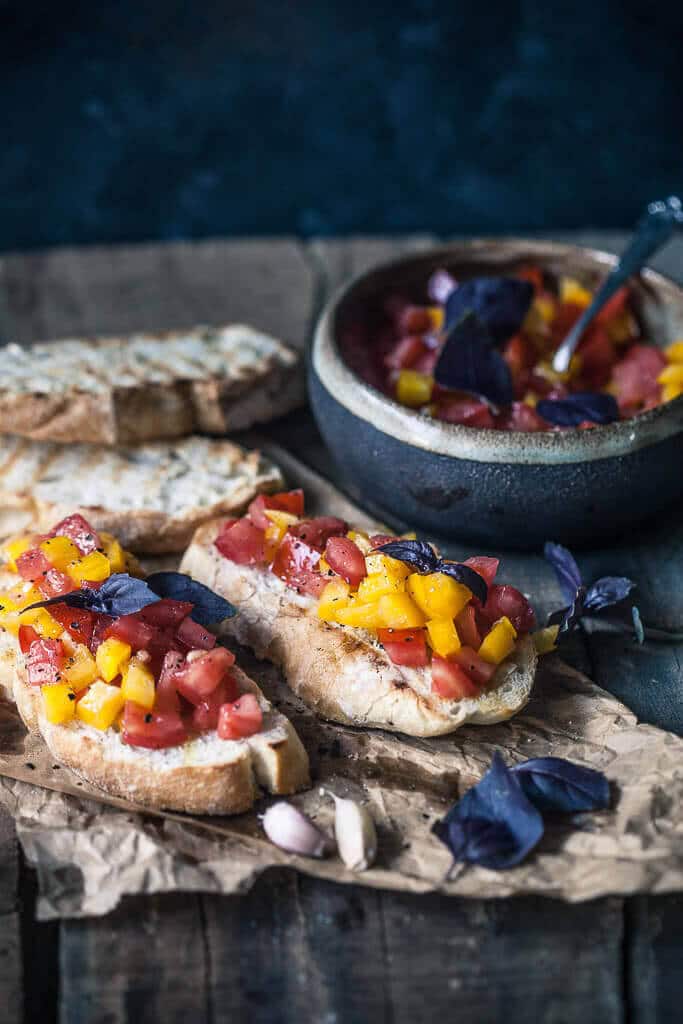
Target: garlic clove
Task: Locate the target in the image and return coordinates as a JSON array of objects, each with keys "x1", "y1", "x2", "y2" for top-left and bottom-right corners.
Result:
[
  {"x1": 331, "y1": 794, "x2": 377, "y2": 872},
  {"x1": 262, "y1": 802, "x2": 334, "y2": 858}
]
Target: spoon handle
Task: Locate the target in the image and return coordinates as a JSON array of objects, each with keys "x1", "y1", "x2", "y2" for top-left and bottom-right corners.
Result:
[{"x1": 552, "y1": 196, "x2": 683, "y2": 373}]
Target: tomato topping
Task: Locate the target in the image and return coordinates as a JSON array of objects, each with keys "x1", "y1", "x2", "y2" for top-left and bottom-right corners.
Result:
[
  {"x1": 399, "y1": 305, "x2": 433, "y2": 335},
  {"x1": 451, "y1": 646, "x2": 497, "y2": 686},
  {"x1": 121, "y1": 702, "x2": 188, "y2": 750},
  {"x1": 138, "y1": 599, "x2": 194, "y2": 628},
  {"x1": 463, "y1": 556, "x2": 499, "y2": 587},
  {"x1": 596, "y1": 285, "x2": 629, "y2": 324},
  {"x1": 454, "y1": 604, "x2": 481, "y2": 649},
  {"x1": 248, "y1": 489, "x2": 305, "y2": 529},
  {"x1": 217, "y1": 693, "x2": 263, "y2": 740},
  {"x1": 611, "y1": 344, "x2": 666, "y2": 411},
  {"x1": 48, "y1": 604, "x2": 95, "y2": 646},
  {"x1": 155, "y1": 650, "x2": 185, "y2": 712},
  {"x1": 49, "y1": 514, "x2": 101, "y2": 555},
  {"x1": 271, "y1": 533, "x2": 327, "y2": 597},
  {"x1": 18, "y1": 624, "x2": 40, "y2": 654},
  {"x1": 431, "y1": 655, "x2": 481, "y2": 700},
  {"x1": 104, "y1": 614, "x2": 156, "y2": 651},
  {"x1": 503, "y1": 334, "x2": 536, "y2": 380},
  {"x1": 288, "y1": 517, "x2": 347, "y2": 550},
  {"x1": 173, "y1": 647, "x2": 236, "y2": 705},
  {"x1": 384, "y1": 335, "x2": 428, "y2": 371},
  {"x1": 436, "y1": 397, "x2": 495, "y2": 428},
  {"x1": 495, "y1": 402, "x2": 547, "y2": 432},
  {"x1": 378, "y1": 627, "x2": 429, "y2": 667},
  {"x1": 36, "y1": 569, "x2": 78, "y2": 600},
  {"x1": 175, "y1": 616, "x2": 216, "y2": 651},
  {"x1": 483, "y1": 584, "x2": 536, "y2": 633},
  {"x1": 15, "y1": 548, "x2": 52, "y2": 582},
  {"x1": 89, "y1": 613, "x2": 115, "y2": 654},
  {"x1": 190, "y1": 676, "x2": 239, "y2": 733},
  {"x1": 324, "y1": 536, "x2": 367, "y2": 588},
  {"x1": 369, "y1": 534, "x2": 400, "y2": 548},
  {"x1": 27, "y1": 637, "x2": 65, "y2": 686},
  {"x1": 576, "y1": 325, "x2": 617, "y2": 388},
  {"x1": 214, "y1": 519, "x2": 267, "y2": 565}
]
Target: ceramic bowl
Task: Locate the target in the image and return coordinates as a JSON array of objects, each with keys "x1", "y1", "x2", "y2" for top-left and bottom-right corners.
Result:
[{"x1": 309, "y1": 239, "x2": 683, "y2": 549}]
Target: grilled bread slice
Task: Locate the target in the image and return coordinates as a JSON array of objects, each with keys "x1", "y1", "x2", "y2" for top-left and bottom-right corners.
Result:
[
  {"x1": 0, "y1": 435, "x2": 283, "y2": 553},
  {"x1": 0, "y1": 324, "x2": 302, "y2": 445},
  {"x1": 181, "y1": 521, "x2": 537, "y2": 739}
]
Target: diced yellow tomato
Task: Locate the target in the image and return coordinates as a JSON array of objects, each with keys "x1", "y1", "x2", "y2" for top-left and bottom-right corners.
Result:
[
  {"x1": 42, "y1": 683, "x2": 77, "y2": 725},
  {"x1": 658, "y1": 364, "x2": 683, "y2": 386},
  {"x1": 3, "y1": 535, "x2": 33, "y2": 572},
  {"x1": 99, "y1": 532, "x2": 127, "y2": 573},
  {"x1": 121, "y1": 658, "x2": 156, "y2": 709},
  {"x1": 478, "y1": 616, "x2": 517, "y2": 664},
  {"x1": 560, "y1": 277, "x2": 592, "y2": 308},
  {"x1": 347, "y1": 530, "x2": 372, "y2": 554},
  {"x1": 62, "y1": 645, "x2": 99, "y2": 689},
  {"x1": 95, "y1": 637, "x2": 131, "y2": 682},
  {"x1": 665, "y1": 340, "x2": 683, "y2": 363},
  {"x1": 427, "y1": 306, "x2": 444, "y2": 331},
  {"x1": 334, "y1": 600, "x2": 386, "y2": 630},
  {"x1": 67, "y1": 550, "x2": 111, "y2": 584},
  {"x1": 264, "y1": 509, "x2": 299, "y2": 530},
  {"x1": 318, "y1": 579, "x2": 351, "y2": 622},
  {"x1": 396, "y1": 370, "x2": 433, "y2": 407},
  {"x1": 426, "y1": 618, "x2": 461, "y2": 658},
  {"x1": 318, "y1": 556, "x2": 332, "y2": 575},
  {"x1": 533, "y1": 625, "x2": 559, "y2": 654},
  {"x1": 76, "y1": 681, "x2": 125, "y2": 730},
  {"x1": 533, "y1": 294, "x2": 556, "y2": 325},
  {"x1": 357, "y1": 571, "x2": 405, "y2": 603},
  {"x1": 523, "y1": 391, "x2": 538, "y2": 408},
  {"x1": 39, "y1": 536, "x2": 80, "y2": 571},
  {"x1": 662, "y1": 382, "x2": 683, "y2": 402},
  {"x1": 535, "y1": 355, "x2": 582, "y2": 384},
  {"x1": 378, "y1": 592, "x2": 426, "y2": 629},
  {"x1": 27, "y1": 609, "x2": 64, "y2": 640},
  {"x1": 606, "y1": 310, "x2": 636, "y2": 345},
  {"x1": 407, "y1": 572, "x2": 471, "y2": 620},
  {"x1": 364, "y1": 553, "x2": 411, "y2": 582}
]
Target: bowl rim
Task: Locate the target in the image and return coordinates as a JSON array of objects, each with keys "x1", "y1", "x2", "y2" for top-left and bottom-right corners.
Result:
[{"x1": 312, "y1": 238, "x2": 683, "y2": 466}]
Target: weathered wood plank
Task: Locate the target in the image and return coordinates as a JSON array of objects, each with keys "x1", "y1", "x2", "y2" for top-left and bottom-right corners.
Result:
[
  {"x1": 0, "y1": 238, "x2": 316, "y2": 351},
  {"x1": 60, "y1": 894, "x2": 209, "y2": 1024},
  {"x1": 627, "y1": 894, "x2": 683, "y2": 1024}
]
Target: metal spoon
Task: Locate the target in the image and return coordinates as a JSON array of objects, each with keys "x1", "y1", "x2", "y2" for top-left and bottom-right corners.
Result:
[{"x1": 552, "y1": 195, "x2": 683, "y2": 373}]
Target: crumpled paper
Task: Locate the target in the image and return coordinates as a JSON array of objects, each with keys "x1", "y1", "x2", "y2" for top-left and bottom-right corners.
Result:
[{"x1": 2, "y1": 651, "x2": 683, "y2": 919}]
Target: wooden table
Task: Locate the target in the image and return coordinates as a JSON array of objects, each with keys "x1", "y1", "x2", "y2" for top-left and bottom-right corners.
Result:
[{"x1": 1, "y1": 235, "x2": 682, "y2": 1024}]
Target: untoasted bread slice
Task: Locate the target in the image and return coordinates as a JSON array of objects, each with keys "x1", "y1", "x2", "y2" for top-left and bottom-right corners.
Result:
[
  {"x1": 0, "y1": 324, "x2": 302, "y2": 445},
  {"x1": 181, "y1": 521, "x2": 537, "y2": 739},
  {"x1": 0, "y1": 435, "x2": 283, "y2": 553}
]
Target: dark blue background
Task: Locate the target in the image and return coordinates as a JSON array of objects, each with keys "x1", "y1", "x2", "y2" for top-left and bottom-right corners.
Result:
[{"x1": 2, "y1": 1, "x2": 681, "y2": 249}]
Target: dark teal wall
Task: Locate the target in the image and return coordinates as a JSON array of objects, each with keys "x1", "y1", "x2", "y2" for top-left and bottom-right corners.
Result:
[{"x1": 1, "y1": 1, "x2": 681, "y2": 248}]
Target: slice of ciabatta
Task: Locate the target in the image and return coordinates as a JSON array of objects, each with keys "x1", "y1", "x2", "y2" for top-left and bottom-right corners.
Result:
[
  {"x1": 181, "y1": 521, "x2": 537, "y2": 739},
  {"x1": 0, "y1": 323, "x2": 302, "y2": 445},
  {"x1": 0, "y1": 435, "x2": 283, "y2": 553},
  {"x1": 12, "y1": 652, "x2": 310, "y2": 815}
]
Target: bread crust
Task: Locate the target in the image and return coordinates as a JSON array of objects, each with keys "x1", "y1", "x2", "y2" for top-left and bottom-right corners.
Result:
[{"x1": 181, "y1": 521, "x2": 538, "y2": 739}]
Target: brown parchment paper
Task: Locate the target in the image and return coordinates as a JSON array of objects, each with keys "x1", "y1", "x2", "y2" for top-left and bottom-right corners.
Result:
[{"x1": 1, "y1": 445, "x2": 682, "y2": 918}]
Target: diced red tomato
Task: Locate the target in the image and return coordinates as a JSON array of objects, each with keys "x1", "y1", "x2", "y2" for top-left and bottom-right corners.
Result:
[
  {"x1": 384, "y1": 335, "x2": 428, "y2": 371},
  {"x1": 411, "y1": 347, "x2": 439, "y2": 376},
  {"x1": 248, "y1": 489, "x2": 305, "y2": 529},
  {"x1": 48, "y1": 604, "x2": 95, "y2": 647},
  {"x1": 175, "y1": 616, "x2": 216, "y2": 651},
  {"x1": 49, "y1": 514, "x2": 101, "y2": 555},
  {"x1": 138, "y1": 599, "x2": 194, "y2": 628},
  {"x1": 577, "y1": 325, "x2": 617, "y2": 388},
  {"x1": 431, "y1": 655, "x2": 481, "y2": 700},
  {"x1": 89, "y1": 614, "x2": 115, "y2": 655},
  {"x1": 214, "y1": 518, "x2": 267, "y2": 565},
  {"x1": 18, "y1": 625, "x2": 40, "y2": 654},
  {"x1": 495, "y1": 402, "x2": 547, "y2": 432},
  {"x1": 217, "y1": 693, "x2": 263, "y2": 740},
  {"x1": 517, "y1": 267, "x2": 545, "y2": 292},
  {"x1": 370, "y1": 534, "x2": 400, "y2": 548},
  {"x1": 463, "y1": 556, "x2": 499, "y2": 587},
  {"x1": 173, "y1": 647, "x2": 236, "y2": 705},
  {"x1": 551, "y1": 302, "x2": 584, "y2": 346},
  {"x1": 503, "y1": 334, "x2": 536, "y2": 380},
  {"x1": 378, "y1": 627, "x2": 429, "y2": 667},
  {"x1": 454, "y1": 605, "x2": 481, "y2": 649},
  {"x1": 595, "y1": 285, "x2": 629, "y2": 325},
  {"x1": 36, "y1": 569, "x2": 78, "y2": 600},
  {"x1": 482, "y1": 584, "x2": 536, "y2": 633},
  {"x1": 271, "y1": 533, "x2": 327, "y2": 597},
  {"x1": 399, "y1": 306, "x2": 432, "y2": 335},
  {"x1": 104, "y1": 614, "x2": 156, "y2": 651},
  {"x1": 155, "y1": 650, "x2": 185, "y2": 712},
  {"x1": 27, "y1": 637, "x2": 65, "y2": 686},
  {"x1": 15, "y1": 548, "x2": 52, "y2": 582},
  {"x1": 451, "y1": 646, "x2": 497, "y2": 686},
  {"x1": 288, "y1": 517, "x2": 347, "y2": 550},
  {"x1": 190, "y1": 676, "x2": 239, "y2": 733},
  {"x1": 324, "y1": 536, "x2": 367, "y2": 588},
  {"x1": 610, "y1": 344, "x2": 666, "y2": 411},
  {"x1": 121, "y1": 702, "x2": 188, "y2": 750},
  {"x1": 436, "y1": 397, "x2": 495, "y2": 428}
]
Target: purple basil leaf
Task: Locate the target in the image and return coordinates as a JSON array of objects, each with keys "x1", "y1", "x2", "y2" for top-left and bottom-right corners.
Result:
[
  {"x1": 511, "y1": 757, "x2": 610, "y2": 814},
  {"x1": 435, "y1": 560, "x2": 488, "y2": 604},
  {"x1": 434, "y1": 312, "x2": 514, "y2": 406},
  {"x1": 427, "y1": 268, "x2": 457, "y2": 304},
  {"x1": 432, "y1": 752, "x2": 544, "y2": 870},
  {"x1": 543, "y1": 542, "x2": 583, "y2": 604},
  {"x1": 376, "y1": 540, "x2": 438, "y2": 574},
  {"x1": 444, "y1": 277, "x2": 533, "y2": 343},
  {"x1": 547, "y1": 586, "x2": 586, "y2": 634},
  {"x1": 146, "y1": 572, "x2": 237, "y2": 625},
  {"x1": 23, "y1": 573, "x2": 160, "y2": 618},
  {"x1": 583, "y1": 575, "x2": 635, "y2": 612},
  {"x1": 536, "y1": 392, "x2": 619, "y2": 427}
]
